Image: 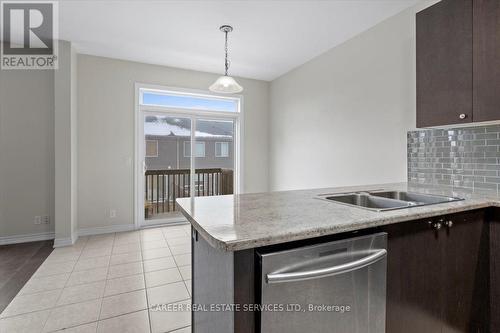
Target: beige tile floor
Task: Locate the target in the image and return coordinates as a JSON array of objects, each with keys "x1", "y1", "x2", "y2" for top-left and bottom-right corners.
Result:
[{"x1": 0, "y1": 225, "x2": 192, "y2": 333}]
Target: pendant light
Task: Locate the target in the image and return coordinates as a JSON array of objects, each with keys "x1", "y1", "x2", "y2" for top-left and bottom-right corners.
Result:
[{"x1": 209, "y1": 25, "x2": 243, "y2": 94}]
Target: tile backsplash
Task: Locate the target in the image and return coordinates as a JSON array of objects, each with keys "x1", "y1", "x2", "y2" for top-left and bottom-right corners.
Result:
[{"x1": 408, "y1": 124, "x2": 500, "y2": 191}]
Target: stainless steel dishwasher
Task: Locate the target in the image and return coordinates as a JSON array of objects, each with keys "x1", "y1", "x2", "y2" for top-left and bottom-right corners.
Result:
[{"x1": 257, "y1": 232, "x2": 387, "y2": 333}]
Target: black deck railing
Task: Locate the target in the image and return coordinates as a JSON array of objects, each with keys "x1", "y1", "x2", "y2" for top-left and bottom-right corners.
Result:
[{"x1": 144, "y1": 168, "x2": 233, "y2": 218}]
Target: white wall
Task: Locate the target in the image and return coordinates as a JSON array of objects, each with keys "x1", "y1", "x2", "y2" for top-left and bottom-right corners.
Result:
[
  {"x1": 0, "y1": 69, "x2": 55, "y2": 239},
  {"x1": 269, "y1": 2, "x2": 435, "y2": 191},
  {"x1": 77, "y1": 55, "x2": 269, "y2": 231}
]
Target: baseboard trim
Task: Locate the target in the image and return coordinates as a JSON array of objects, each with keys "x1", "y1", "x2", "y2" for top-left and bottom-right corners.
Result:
[
  {"x1": 140, "y1": 218, "x2": 188, "y2": 229},
  {"x1": 53, "y1": 237, "x2": 74, "y2": 248},
  {"x1": 0, "y1": 232, "x2": 55, "y2": 246},
  {"x1": 78, "y1": 224, "x2": 136, "y2": 237}
]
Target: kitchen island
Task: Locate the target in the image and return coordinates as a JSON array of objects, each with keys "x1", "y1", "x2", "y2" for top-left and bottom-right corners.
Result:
[{"x1": 176, "y1": 182, "x2": 500, "y2": 333}]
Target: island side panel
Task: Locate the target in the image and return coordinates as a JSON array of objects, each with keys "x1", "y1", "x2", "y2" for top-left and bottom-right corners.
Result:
[
  {"x1": 192, "y1": 229, "x2": 234, "y2": 333},
  {"x1": 490, "y1": 208, "x2": 500, "y2": 333},
  {"x1": 234, "y1": 249, "x2": 256, "y2": 333}
]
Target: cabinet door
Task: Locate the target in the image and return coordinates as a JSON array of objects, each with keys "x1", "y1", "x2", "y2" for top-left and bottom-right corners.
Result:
[
  {"x1": 416, "y1": 0, "x2": 473, "y2": 128},
  {"x1": 384, "y1": 220, "x2": 444, "y2": 333},
  {"x1": 473, "y1": 0, "x2": 500, "y2": 122},
  {"x1": 441, "y1": 210, "x2": 489, "y2": 333}
]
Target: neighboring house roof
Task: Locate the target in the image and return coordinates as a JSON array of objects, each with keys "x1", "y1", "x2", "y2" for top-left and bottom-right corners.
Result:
[{"x1": 144, "y1": 121, "x2": 232, "y2": 138}]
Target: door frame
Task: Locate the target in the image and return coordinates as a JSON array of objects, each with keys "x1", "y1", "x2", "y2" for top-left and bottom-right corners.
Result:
[{"x1": 134, "y1": 83, "x2": 244, "y2": 229}]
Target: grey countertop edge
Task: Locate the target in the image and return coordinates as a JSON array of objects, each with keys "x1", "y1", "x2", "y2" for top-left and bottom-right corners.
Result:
[
  {"x1": 177, "y1": 205, "x2": 229, "y2": 251},
  {"x1": 178, "y1": 199, "x2": 500, "y2": 252}
]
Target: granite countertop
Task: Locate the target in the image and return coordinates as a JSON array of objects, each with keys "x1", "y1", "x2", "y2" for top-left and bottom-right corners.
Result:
[{"x1": 176, "y1": 182, "x2": 500, "y2": 252}]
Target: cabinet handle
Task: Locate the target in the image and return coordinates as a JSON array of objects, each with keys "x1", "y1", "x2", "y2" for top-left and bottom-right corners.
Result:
[
  {"x1": 434, "y1": 222, "x2": 442, "y2": 230},
  {"x1": 444, "y1": 220, "x2": 453, "y2": 228},
  {"x1": 459, "y1": 113, "x2": 467, "y2": 120}
]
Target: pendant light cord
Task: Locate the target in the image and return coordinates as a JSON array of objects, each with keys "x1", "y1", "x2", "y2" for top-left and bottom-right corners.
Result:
[{"x1": 224, "y1": 30, "x2": 229, "y2": 76}]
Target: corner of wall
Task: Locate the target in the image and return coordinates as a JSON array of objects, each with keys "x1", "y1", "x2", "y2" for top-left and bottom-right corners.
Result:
[{"x1": 54, "y1": 40, "x2": 78, "y2": 247}]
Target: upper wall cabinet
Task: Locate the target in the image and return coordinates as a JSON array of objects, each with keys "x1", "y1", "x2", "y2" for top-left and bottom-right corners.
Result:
[
  {"x1": 473, "y1": 0, "x2": 500, "y2": 122},
  {"x1": 416, "y1": 0, "x2": 473, "y2": 128},
  {"x1": 417, "y1": 0, "x2": 500, "y2": 128}
]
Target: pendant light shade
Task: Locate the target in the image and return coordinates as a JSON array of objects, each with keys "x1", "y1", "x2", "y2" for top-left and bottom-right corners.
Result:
[
  {"x1": 209, "y1": 25, "x2": 243, "y2": 94},
  {"x1": 209, "y1": 75, "x2": 243, "y2": 94}
]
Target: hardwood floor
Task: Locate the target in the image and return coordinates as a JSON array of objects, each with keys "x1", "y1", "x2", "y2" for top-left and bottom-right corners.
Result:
[{"x1": 0, "y1": 240, "x2": 53, "y2": 312}]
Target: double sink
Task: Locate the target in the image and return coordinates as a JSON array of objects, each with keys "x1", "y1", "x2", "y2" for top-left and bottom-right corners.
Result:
[{"x1": 317, "y1": 190, "x2": 463, "y2": 212}]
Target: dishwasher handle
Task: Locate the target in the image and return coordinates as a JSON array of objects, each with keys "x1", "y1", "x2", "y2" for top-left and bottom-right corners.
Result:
[{"x1": 266, "y1": 249, "x2": 387, "y2": 284}]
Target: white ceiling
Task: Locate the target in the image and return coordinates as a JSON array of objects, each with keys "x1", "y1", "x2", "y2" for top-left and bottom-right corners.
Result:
[{"x1": 59, "y1": 0, "x2": 419, "y2": 81}]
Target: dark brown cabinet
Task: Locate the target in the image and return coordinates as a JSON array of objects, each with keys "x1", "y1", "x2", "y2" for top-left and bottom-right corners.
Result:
[
  {"x1": 489, "y1": 209, "x2": 500, "y2": 332},
  {"x1": 384, "y1": 217, "x2": 444, "y2": 333},
  {"x1": 441, "y1": 211, "x2": 489, "y2": 332},
  {"x1": 416, "y1": 0, "x2": 473, "y2": 128},
  {"x1": 384, "y1": 210, "x2": 489, "y2": 333},
  {"x1": 473, "y1": 0, "x2": 500, "y2": 122},
  {"x1": 417, "y1": 0, "x2": 500, "y2": 127}
]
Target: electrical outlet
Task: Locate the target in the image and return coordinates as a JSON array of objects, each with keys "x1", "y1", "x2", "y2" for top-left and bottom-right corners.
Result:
[
  {"x1": 109, "y1": 209, "x2": 116, "y2": 218},
  {"x1": 34, "y1": 216, "x2": 42, "y2": 225},
  {"x1": 42, "y1": 215, "x2": 50, "y2": 224}
]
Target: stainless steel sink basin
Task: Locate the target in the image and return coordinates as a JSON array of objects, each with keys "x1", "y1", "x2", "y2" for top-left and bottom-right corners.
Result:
[
  {"x1": 317, "y1": 193, "x2": 420, "y2": 212},
  {"x1": 316, "y1": 191, "x2": 463, "y2": 212},
  {"x1": 369, "y1": 191, "x2": 463, "y2": 205}
]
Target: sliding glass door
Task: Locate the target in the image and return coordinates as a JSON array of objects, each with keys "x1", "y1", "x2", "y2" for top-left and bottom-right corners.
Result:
[
  {"x1": 136, "y1": 86, "x2": 241, "y2": 227},
  {"x1": 143, "y1": 114, "x2": 192, "y2": 222},
  {"x1": 193, "y1": 119, "x2": 235, "y2": 198}
]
